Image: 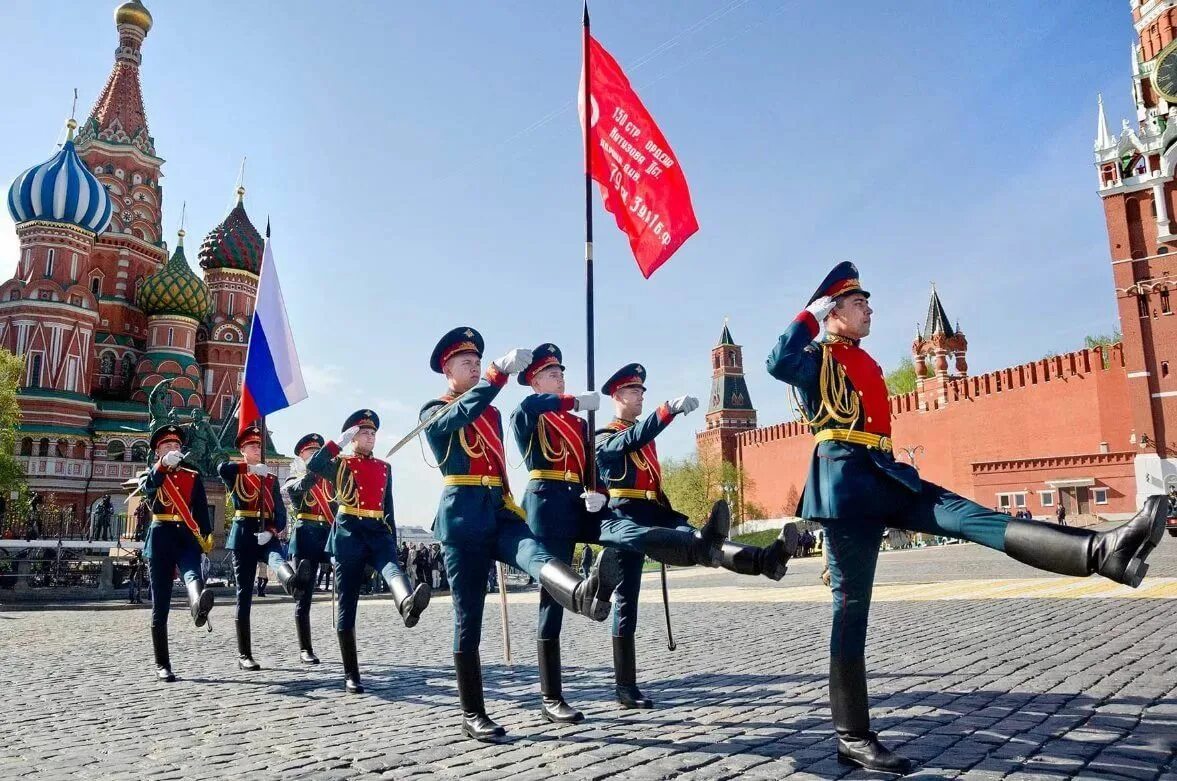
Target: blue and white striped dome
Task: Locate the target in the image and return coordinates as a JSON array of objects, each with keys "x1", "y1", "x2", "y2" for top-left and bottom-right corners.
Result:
[{"x1": 7, "y1": 123, "x2": 112, "y2": 235}]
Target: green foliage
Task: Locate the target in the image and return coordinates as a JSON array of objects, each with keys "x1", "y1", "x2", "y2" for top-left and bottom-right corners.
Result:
[
  {"x1": 662, "y1": 454, "x2": 753, "y2": 528},
  {"x1": 885, "y1": 356, "x2": 932, "y2": 395},
  {"x1": 1084, "y1": 330, "x2": 1122, "y2": 349},
  {"x1": 0, "y1": 349, "x2": 26, "y2": 499},
  {"x1": 731, "y1": 529, "x2": 782, "y2": 548}
]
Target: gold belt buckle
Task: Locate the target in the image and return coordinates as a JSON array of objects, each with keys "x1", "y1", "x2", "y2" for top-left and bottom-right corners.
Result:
[
  {"x1": 565, "y1": 470, "x2": 574, "y2": 481},
  {"x1": 879, "y1": 436, "x2": 892, "y2": 452},
  {"x1": 645, "y1": 490, "x2": 657, "y2": 500},
  {"x1": 480, "y1": 475, "x2": 490, "y2": 487}
]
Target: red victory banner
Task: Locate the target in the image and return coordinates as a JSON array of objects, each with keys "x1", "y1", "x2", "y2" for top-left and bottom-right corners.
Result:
[{"x1": 580, "y1": 34, "x2": 698, "y2": 279}]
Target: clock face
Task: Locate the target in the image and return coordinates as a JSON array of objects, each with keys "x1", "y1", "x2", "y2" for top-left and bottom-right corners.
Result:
[{"x1": 1155, "y1": 40, "x2": 1177, "y2": 102}]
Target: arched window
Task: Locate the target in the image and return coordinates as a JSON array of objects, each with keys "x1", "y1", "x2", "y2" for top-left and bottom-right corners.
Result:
[
  {"x1": 1139, "y1": 293, "x2": 1151, "y2": 318},
  {"x1": 27, "y1": 353, "x2": 42, "y2": 388},
  {"x1": 90, "y1": 276, "x2": 102, "y2": 297},
  {"x1": 106, "y1": 440, "x2": 125, "y2": 460},
  {"x1": 1162, "y1": 289, "x2": 1171, "y2": 314},
  {"x1": 131, "y1": 442, "x2": 148, "y2": 462},
  {"x1": 19, "y1": 438, "x2": 32, "y2": 456},
  {"x1": 45, "y1": 249, "x2": 55, "y2": 277},
  {"x1": 38, "y1": 437, "x2": 49, "y2": 457},
  {"x1": 55, "y1": 440, "x2": 69, "y2": 458}
]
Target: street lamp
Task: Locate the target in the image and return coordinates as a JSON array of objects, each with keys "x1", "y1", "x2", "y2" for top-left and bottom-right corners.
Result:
[{"x1": 899, "y1": 445, "x2": 924, "y2": 468}]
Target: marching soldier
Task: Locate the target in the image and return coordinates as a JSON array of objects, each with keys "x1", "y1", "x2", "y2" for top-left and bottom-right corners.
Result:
[
  {"x1": 137, "y1": 423, "x2": 215, "y2": 681},
  {"x1": 768, "y1": 261, "x2": 1169, "y2": 774},
  {"x1": 283, "y1": 433, "x2": 337, "y2": 664},
  {"x1": 594, "y1": 363, "x2": 797, "y2": 711},
  {"x1": 306, "y1": 410, "x2": 431, "y2": 694},
  {"x1": 218, "y1": 424, "x2": 312, "y2": 671},
  {"x1": 511, "y1": 345, "x2": 796, "y2": 722},
  {"x1": 421, "y1": 327, "x2": 623, "y2": 741}
]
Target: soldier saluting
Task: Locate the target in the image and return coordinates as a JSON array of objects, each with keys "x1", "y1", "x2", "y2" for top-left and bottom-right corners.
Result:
[
  {"x1": 283, "y1": 433, "x2": 336, "y2": 665},
  {"x1": 218, "y1": 424, "x2": 313, "y2": 671},
  {"x1": 768, "y1": 261, "x2": 1169, "y2": 775},
  {"x1": 307, "y1": 410, "x2": 431, "y2": 694},
  {"x1": 137, "y1": 423, "x2": 215, "y2": 682},
  {"x1": 594, "y1": 363, "x2": 796, "y2": 711},
  {"x1": 421, "y1": 327, "x2": 622, "y2": 741}
]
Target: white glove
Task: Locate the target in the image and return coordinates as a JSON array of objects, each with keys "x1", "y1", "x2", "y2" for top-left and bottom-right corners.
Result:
[
  {"x1": 338, "y1": 425, "x2": 360, "y2": 449},
  {"x1": 255, "y1": 531, "x2": 273, "y2": 546},
  {"x1": 806, "y1": 295, "x2": 837, "y2": 322},
  {"x1": 161, "y1": 450, "x2": 183, "y2": 469},
  {"x1": 248, "y1": 463, "x2": 270, "y2": 477},
  {"x1": 492, "y1": 348, "x2": 534, "y2": 375},
  {"x1": 581, "y1": 491, "x2": 607, "y2": 513},
  {"x1": 572, "y1": 392, "x2": 600, "y2": 412},
  {"x1": 668, "y1": 395, "x2": 699, "y2": 416}
]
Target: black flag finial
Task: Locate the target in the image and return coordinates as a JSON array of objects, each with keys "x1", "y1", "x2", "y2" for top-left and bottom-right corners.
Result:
[{"x1": 265, "y1": 216, "x2": 271, "y2": 239}]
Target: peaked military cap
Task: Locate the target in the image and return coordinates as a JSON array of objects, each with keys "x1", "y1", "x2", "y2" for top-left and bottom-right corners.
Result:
[
  {"x1": 519, "y1": 343, "x2": 565, "y2": 385},
  {"x1": 343, "y1": 409, "x2": 380, "y2": 432},
  {"x1": 430, "y1": 326, "x2": 485, "y2": 373},
  {"x1": 237, "y1": 424, "x2": 264, "y2": 449},
  {"x1": 150, "y1": 423, "x2": 186, "y2": 451},
  {"x1": 294, "y1": 433, "x2": 325, "y2": 455},
  {"x1": 809, "y1": 261, "x2": 870, "y2": 305},
  {"x1": 603, "y1": 363, "x2": 647, "y2": 396}
]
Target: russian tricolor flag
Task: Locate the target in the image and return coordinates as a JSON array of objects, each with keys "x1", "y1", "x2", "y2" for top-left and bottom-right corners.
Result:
[{"x1": 239, "y1": 235, "x2": 307, "y2": 437}]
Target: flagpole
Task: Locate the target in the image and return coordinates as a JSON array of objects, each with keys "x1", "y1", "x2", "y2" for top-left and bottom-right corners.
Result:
[{"x1": 582, "y1": 1, "x2": 597, "y2": 489}]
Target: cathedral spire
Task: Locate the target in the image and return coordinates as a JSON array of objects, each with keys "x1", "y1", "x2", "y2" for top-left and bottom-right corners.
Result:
[{"x1": 76, "y1": 1, "x2": 156, "y2": 157}]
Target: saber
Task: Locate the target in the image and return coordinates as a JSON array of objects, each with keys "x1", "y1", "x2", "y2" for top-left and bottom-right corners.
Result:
[
  {"x1": 660, "y1": 563, "x2": 676, "y2": 651},
  {"x1": 497, "y1": 561, "x2": 512, "y2": 665},
  {"x1": 384, "y1": 386, "x2": 477, "y2": 459}
]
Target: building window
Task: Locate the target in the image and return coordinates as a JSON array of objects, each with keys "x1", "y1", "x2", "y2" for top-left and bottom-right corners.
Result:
[
  {"x1": 131, "y1": 442, "x2": 148, "y2": 462},
  {"x1": 70, "y1": 252, "x2": 78, "y2": 280},
  {"x1": 45, "y1": 249, "x2": 54, "y2": 277},
  {"x1": 8, "y1": 290, "x2": 17, "y2": 301},
  {"x1": 1164, "y1": 362, "x2": 1170, "y2": 378},
  {"x1": 227, "y1": 293, "x2": 235, "y2": 316},
  {"x1": 1093, "y1": 488, "x2": 1109, "y2": 505},
  {"x1": 996, "y1": 492, "x2": 1027, "y2": 510},
  {"x1": 27, "y1": 353, "x2": 42, "y2": 388},
  {"x1": 1039, "y1": 490, "x2": 1055, "y2": 507},
  {"x1": 1139, "y1": 293, "x2": 1150, "y2": 318},
  {"x1": 65, "y1": 358, "x2": 77, "y2": 391},
  {"x1": 106, "y1": 441, "x2": 125, "y2": 460},
  {"x1": 90, "y1": 276, "x2": 101, "y2": 297},
  {"x1": 1163, "y1": 289, "x2": 1172, "y2": 314},
  {"x1": 167, "y1": 327, "x2": 174, "y2": 347},
  {"x1": 221, "y1": 396, "x2": 233, "y2": 419}
]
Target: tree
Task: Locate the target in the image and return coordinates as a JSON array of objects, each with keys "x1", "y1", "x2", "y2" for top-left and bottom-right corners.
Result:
[
  {"x1": 885, "y1": 357, "x2": 918, "y2": 395},
  {"x1": 1085, "y1": 330, "x2": 1122, "y2": 369},
  {"x1": 0, "y1": 349, "x2": 26, "y2": 503},
  {"x1": 662, "y1": 453, "x2": 755, "y2": 528}
]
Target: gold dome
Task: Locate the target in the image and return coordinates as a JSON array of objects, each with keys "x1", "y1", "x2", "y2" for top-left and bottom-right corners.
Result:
[{"x1": 115, "y1": 1, "x2": 153, "y2": 33}]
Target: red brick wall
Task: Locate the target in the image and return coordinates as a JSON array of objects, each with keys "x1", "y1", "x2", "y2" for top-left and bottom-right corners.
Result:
[{"x1": 736, "y1": 345, "x2": 1133, "y2": 518}]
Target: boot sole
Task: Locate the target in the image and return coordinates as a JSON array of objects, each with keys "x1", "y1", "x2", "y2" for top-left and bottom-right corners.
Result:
[
  {"x1": 1121, "y1": 500, "x2": 1168, "y2": 588},
  {"x1": 837, "y1": 753, "x2": 912, "y2": 775},
  {"x1": 588, "y1": 549, "x2": 624, "y2": 621},
  {"x1": 541, "y1": 708, "x2": 585, "y2": 724},
  {"x1": 705, "y1": 499, "x2": 732, "y2": 541},
  {"x1": 462, "y1": 725, "x2": 507, "y2": 741},
  {"x1": 764, "y1": 524, "x2": 800, "y2": 580},
  {"x1": 193, "y1": 590, "x2": 214, "y2": 627},
  {"x1": 401, "y1": 585, "x2": 432, "y2": 628}
]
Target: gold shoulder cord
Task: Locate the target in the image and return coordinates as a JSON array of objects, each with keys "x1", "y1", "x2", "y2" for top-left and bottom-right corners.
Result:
[
  {"x1": 333, "y1": 460, "x2": 359, "y2": 507},
  {"x1": 790, "y1": 343, "x2": 860, "y2": 429},
  {"x1": 234, "y1": 472, "x2": 260, "y2": 505}
]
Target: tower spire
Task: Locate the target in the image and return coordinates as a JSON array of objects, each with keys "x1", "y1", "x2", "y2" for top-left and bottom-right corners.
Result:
[
  {"x1": 76, "y1": 0, "x2": 156, "y2": 156},
  {"x1": 1095, "y1": 93, "x2": 1114, "y2": 151}
]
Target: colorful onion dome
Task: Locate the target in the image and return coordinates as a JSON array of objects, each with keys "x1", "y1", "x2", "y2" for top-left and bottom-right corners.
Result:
[
  {"x1": 198, "y1": 186, "x2": 263, "y2": 274},
  {"x1": 139, "y1": 230, "x2": 211, "y2": 320},
  {"x1": 7, "y1": 120, "x2": 113, "y2": 235},
  {"x1": 115, "y1": 1, "x2": 153, "y2": 32}
]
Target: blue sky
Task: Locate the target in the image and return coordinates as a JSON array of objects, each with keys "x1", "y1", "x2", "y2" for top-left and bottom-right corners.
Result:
[{"x1": 0, "y1": 1, "x2": 1134, "y2": 523}]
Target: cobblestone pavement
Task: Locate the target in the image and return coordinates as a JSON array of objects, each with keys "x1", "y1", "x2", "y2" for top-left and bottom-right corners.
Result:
[{"x1": 2, "y1": 538, "x2": 1176, "y2": 780}]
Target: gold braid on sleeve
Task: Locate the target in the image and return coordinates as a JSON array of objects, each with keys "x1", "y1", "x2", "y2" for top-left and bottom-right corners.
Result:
[{"x1": 333, "y1": 460, "x2": 359, "y2": 506}]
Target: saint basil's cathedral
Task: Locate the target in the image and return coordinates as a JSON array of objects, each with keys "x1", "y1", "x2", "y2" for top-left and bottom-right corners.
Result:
[{"x1": 2, "y1": 1, "x2": 270, "y2": 525}]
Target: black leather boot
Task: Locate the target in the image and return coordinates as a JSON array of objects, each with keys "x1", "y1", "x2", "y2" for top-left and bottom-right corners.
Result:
[
  {"x1": 276, "y1": 560, "x2": 314, "y2": 601},
  {"x1": 236, "y1": 620, "x2": 261, "y2": 671},
  {"x1": 612, "y1": 634, "x2": 652, "y2": 709},
  {"x1": 539, "y1": 547, "x2": 623, "y2": 622},
  {"x1": 337, "y1": 629, "x2": 363, "y2": 693},
  {"x1": 538, "y1": 638, "x2": 583, "y2": 724},
  {"x1": 454, "y1": 651, "x2": 505, "y2": 740},
  {"x1": 186, "y1": 579, "x2": 214, "y2": 627},
  {"x1": 831, "y1": 657, "x2": 912, "y2": 775},
  {"x1": 296, "y1": 612, "x2": 319, "y2": 664},
  {"x1": 720, "y1": 523, "x2": 799, "y2": 580},
  {"x1": 643, "y1": 526, "x2": 719, "y2": 568},
  {"x1": 697, "y1": 499, "x2": 731, "y2": 566},
  {"x1": 388, "y1": 572, "x2": 431, "y2": 628},
  {"x1": 1004, "y1": 496, "x2": 1167, "y2": 588},
  {"x1": 151, "y1": 625, "x2": 175, "y2": 682}
]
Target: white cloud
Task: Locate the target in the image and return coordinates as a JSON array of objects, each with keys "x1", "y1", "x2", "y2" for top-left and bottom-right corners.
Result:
[{"x1": 300, "y1": 363, "x2": 345, "y2": 395}]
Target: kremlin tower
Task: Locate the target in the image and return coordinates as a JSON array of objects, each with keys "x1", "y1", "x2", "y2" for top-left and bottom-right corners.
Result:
[{"x1": 0, "y1": 1, "x2": 270, "y2": 525}]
